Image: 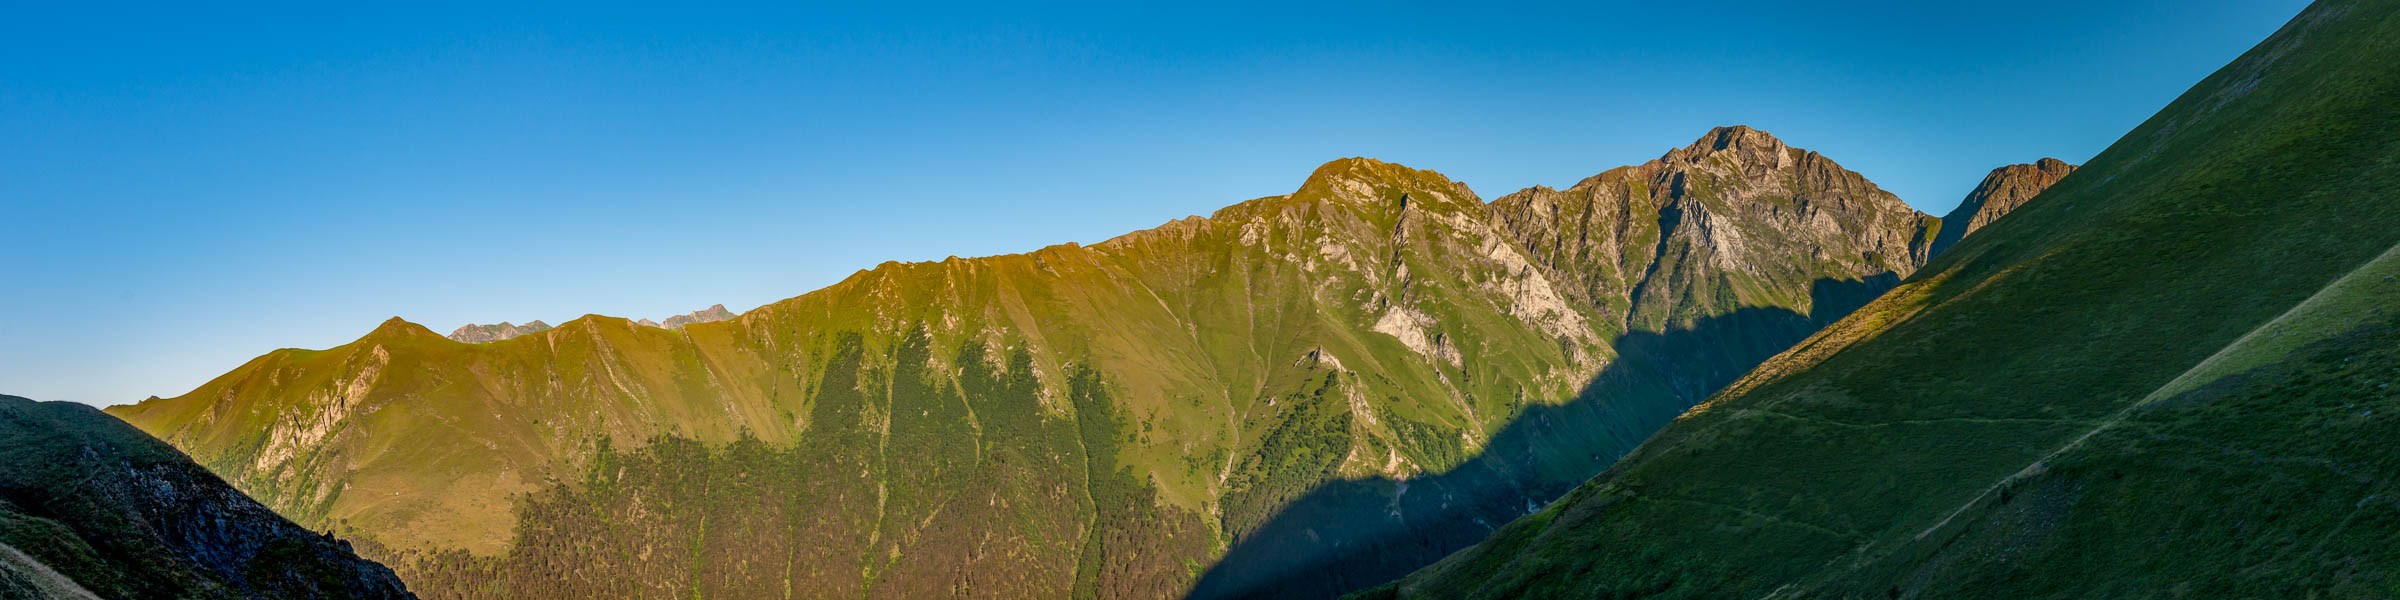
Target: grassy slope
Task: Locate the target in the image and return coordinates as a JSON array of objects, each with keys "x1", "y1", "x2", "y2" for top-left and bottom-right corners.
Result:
[
  {"x1": 1833, "y1": 241, "x2": 2400, "y2": 598},
  {"x1": 1378, "y1": 1, "x2": 2400, "y2": 597},
  {"x1": 0, "y1": 394, "x2": 413, "y2": 599}
]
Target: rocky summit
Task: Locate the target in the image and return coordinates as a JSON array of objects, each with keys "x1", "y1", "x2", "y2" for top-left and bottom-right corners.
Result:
[
  {"x1": 1488, "y1": 125, "x2": 1938, "y2": 334},
  {"x1": 1929, "y1": 157, "x2": 2078, "y2": 256}
]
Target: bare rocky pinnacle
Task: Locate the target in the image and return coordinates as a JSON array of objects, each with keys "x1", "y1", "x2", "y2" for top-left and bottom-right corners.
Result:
[{"x1": 1930, "y1": 158, "x2": 2078, "y2": 256}]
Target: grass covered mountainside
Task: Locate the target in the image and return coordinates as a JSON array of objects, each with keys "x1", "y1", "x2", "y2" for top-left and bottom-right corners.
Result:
[
  {"x1": 0, "y1": 394, "x2": 413, "y2": 599},
  {"x1": 106, "y1": 123, "x2": 2000, "y2": 598},
  {"x1": 1377, "y1": 1, "x2": 2400, "y2": 597}
]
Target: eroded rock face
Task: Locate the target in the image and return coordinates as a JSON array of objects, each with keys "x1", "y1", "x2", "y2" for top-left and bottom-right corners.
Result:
[{"x1": 1930, "y1": 157, "x2": 2078, "y2": 256}]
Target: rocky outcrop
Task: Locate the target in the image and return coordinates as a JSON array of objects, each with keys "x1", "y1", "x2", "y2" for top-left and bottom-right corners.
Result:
[
  {"x1": 658, "y1": 304, "x2": 737, "y2": 329},
  {"x1": 444, "y1": 320, "x2": 550, "y2": 343},
  {"x1": 0, "y1": 394, "x2": 412, "y2": 599},
  {"x1": 1929, "y1": 158, "x2": 2078, "y2": 256}
]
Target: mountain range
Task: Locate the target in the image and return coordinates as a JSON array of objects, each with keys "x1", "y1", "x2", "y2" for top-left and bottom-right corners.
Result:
[
  {"x1": 39, "y1": 2, "x2": 2391, "y2": 597},
  {"x1": 447, "y1": 304, "x2": 739, "y2": 344},
  {"x1": 103, "y1": 123, "x2": 2058, "y2": 598}
]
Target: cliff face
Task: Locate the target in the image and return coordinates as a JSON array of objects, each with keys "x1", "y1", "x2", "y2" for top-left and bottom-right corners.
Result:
[
  {"x1": 1929, "y1": 157, "x2": 2078, "y2": 256},
  {"x1": 107, "y1": 127, "x2": 1998, "y2": 600},
  {"x1": 0, "y1": 394, "x2": 413, "y2": 600}
]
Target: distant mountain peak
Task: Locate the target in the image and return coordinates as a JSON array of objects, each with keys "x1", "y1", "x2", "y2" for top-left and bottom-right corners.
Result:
[
  {"x1": 1928, "y1": 157, "x2": 2079, "y2": 256},
  {"x1": 659, "y1": 304, "x2": 737, "y2": 329},
  {"x1": 447, "y1": 319, "x2": 553, "y2": 343},
  {"x1": 447, "y1": 304, "x2": 732, "y2": 343}
]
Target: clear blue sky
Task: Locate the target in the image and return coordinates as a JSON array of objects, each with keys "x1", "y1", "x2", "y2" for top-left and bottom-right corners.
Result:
[{"x1": 2, "y1": 1, "x2": 2310, "y2": 406}]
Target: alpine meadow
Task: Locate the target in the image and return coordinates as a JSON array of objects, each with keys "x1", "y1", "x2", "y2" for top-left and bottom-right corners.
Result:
[{"x1": 5, "y1": 1, "x2": 2396, "y2": 598}]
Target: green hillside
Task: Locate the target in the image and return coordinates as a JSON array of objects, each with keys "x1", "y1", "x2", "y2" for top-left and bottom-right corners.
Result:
[
  {"x1": 108, "y1": 124, "x2": 1968, "y2": 598},
  {"x1": 0, "y1": 394, "x2": 414, "y2": 599},
  {"x1": 1374, "y1": 1, "x2": 2400, "y2": 597}
]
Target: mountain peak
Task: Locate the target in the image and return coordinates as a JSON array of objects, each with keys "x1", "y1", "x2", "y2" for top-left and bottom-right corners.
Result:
[
  {"x1": 6, "y1": 394, "x2": 416, "y2": 599},
  {"x1": 367, "y1": 317, "x2": 440, "y2": 340},
  {"x1": 1701, "y1": 124, "x2": 1778, "y2": 144},
  {"x1": 1926, "y1": 157, "x2": 2078, "y2": 256},
  {"x1": 1661, "y1": 125, "x2": 1797, "y2": 167},
  {"x1": 659, "y1": 304, "x2": 738, "y2": 329},
  {"x1": 1295, "y1": 157, "x2": 1472, "y2": 206},
  {"x1": 1302, "y1": 156, "x2": 1411, "y2": 185}
]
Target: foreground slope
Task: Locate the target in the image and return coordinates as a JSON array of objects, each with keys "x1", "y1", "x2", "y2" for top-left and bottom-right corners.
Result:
[
  {"x1": 0, "y1": 395, "x2": 412, "y2": 600},
  {"x1": 111, "y1": 129, "x2": 1960, "y2": 598},
  {"x1": 1378, "y1": 1, "x2": 2400, "y2": 597}
]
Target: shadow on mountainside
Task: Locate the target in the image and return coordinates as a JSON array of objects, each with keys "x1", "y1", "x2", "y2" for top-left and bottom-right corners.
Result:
[{"x1": 1187, "y1": 275, "x2": 1898, "y2": 599}]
